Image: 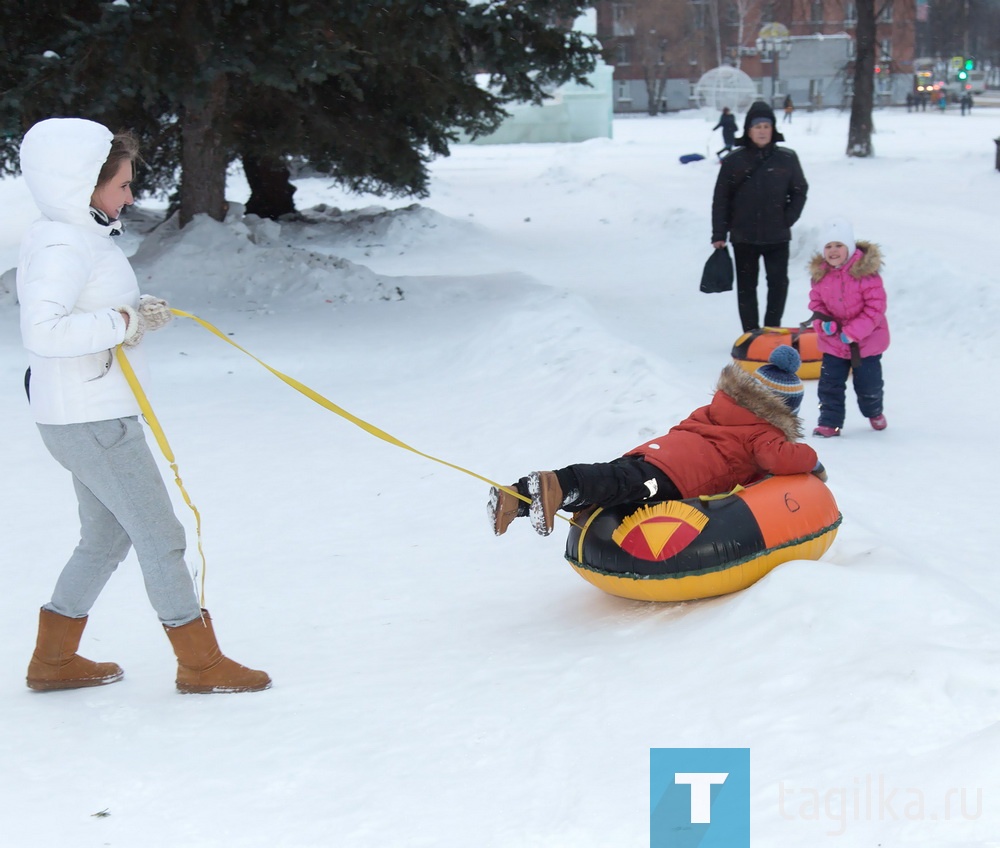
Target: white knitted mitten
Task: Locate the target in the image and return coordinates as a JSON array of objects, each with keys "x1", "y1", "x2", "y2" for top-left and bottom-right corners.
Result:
[
  {"x1": 138, "y1": 294, "x2": 174, "y2": 331},
  {"x1": 119, "y1": 305, "x2": 146, "y2": 347}
]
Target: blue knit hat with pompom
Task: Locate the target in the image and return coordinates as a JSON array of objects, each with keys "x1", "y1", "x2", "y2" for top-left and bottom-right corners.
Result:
[{"x1": 752, "y1": 345, "x2": 803, "y2": 412}]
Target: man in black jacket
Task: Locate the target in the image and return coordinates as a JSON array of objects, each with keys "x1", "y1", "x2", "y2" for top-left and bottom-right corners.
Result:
[{"x1": 711, "y1": 101, "x2": 808, "y2": 332}]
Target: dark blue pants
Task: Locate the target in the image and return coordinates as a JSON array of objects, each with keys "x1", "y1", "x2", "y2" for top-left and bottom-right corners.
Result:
[
  {"x1": 817, "y1": 353, "x2": 884, "y2": 428},
  {"x1": 732, "y1": 242, "x2": 790, "y2": 331}
]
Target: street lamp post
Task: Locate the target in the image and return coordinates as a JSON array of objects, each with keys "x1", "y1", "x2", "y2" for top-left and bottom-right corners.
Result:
[{"x1": 756, "y1": 23, "x2": 792, "y2": 107}]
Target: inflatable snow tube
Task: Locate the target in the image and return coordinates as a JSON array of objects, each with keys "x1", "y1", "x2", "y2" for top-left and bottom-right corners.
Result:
[
  {"x1": 732, "y1": 327, "x2": 821, "y2": 380},
  {"x1": 564, "y1": 474, "x2": 841, "y2": 602}
]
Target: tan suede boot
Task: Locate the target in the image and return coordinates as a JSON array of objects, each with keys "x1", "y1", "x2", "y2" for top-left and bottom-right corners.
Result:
[
  {"x1": 26, "y1": 608, "x2": 124, "y2": 691},
  {"x1": 488, "y1": 484, "x2": 523, "y2": 536},
  {"x1": 163, "y1": 610, "x2": 271, "y2": 694},
  {"x1": 528, "y1": 471, "x2": 564, "y2": 536}
]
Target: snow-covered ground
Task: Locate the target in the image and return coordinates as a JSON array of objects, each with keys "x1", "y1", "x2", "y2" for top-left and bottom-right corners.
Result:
[{"x1": 1, "y1": 105, "x2": 999, "y2": 847}]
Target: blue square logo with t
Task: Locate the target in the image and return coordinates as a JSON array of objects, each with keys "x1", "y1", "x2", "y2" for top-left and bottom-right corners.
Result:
[{"x1": 650, "y1": 748, "x2": 750, "y2": 847}]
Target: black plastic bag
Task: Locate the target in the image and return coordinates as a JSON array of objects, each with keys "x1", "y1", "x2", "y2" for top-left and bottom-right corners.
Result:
[{"x1": 700, "y1": 246, "x2": 734, "y2": 293}]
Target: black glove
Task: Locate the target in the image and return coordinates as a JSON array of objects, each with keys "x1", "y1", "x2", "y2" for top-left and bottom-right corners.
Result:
[{"x1": 812, "y1": 462, "x2": 828, "y2": 483}]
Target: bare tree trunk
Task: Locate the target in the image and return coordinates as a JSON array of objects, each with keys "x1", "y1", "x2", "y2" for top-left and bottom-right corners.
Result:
[
  {"x1": 644, "y1": 67, "x2": 667, "y2": 115},
  {"x1": 733, "y1": 0, "x2": 760, "y2": 70},
  {"x1": 625, "y1": 0, "x2": 686, "y2": 114},
  {"x1": 847, "y1": 0, "x2": 877, "y2": 157},
  {"x1": 710, "y1": 0, "x2": 723, "y2": 68},
  {"x1": 179, "y1": 74, "x2": 230, "y2": 227}
]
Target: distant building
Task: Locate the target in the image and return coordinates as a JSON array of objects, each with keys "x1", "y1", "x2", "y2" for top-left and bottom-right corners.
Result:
[{"x1": 595, "y1": 0, "x2": 918, "y2": 112}]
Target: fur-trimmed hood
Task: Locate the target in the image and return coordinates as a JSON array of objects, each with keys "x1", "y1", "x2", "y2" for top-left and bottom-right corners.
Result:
[
  {"x1": 626, "y1": 362, "x2": 819, "y2": 497},
  {"x1": 717, "y1": 363, "x2": 803, "y2": 441},
  {"x1": 809, "y1": 240, "x2": 882, "y2": 282}
]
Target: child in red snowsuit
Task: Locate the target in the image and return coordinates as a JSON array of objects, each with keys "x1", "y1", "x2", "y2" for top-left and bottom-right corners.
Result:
[{"x1": 490, "y1": 345, "x2": 825, "y2": 536}]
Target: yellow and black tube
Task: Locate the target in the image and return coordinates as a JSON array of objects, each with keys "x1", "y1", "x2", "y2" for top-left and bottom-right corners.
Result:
[{"x1": 564, "y1": 474, "x2": 841, "y2": 602}]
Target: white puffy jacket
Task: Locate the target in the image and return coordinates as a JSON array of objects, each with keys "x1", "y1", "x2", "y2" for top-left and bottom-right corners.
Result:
[{"x1": 17, "y1": 118, "x2": 149, "y2": 425}]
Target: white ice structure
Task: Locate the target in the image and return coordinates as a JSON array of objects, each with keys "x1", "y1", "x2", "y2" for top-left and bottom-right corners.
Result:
[
  {"x1": 460, "y1": 11, "x2": 612, "y2": 145},
  {"x1": 462, "y1": 60, "x2": 615, "y2": 145},
  {"x1": 694, "y1": 66, "x2": 759, "y2": 113}
]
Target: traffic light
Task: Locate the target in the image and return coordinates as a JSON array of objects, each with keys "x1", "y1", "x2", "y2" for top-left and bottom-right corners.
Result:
[
  {"x1": 965, "y1": 58, "x2": 975, "y2": 70},
  {"x1": 958, "y1": 68, "x2": 968, "y2": 80}
]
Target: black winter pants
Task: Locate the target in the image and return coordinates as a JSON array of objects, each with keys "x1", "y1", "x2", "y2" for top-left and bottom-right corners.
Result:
[
  {"x1": 554, "y1": 457, "x2": 682, "y2": 511},
  {"x1": 732, "y1": 242, "x2": 790, "y2": 331}
]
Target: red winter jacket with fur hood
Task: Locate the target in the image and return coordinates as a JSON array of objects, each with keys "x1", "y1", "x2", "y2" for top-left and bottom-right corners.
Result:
[{"x1": 624, "y1": 364, "x2": 818, "y2": 498}]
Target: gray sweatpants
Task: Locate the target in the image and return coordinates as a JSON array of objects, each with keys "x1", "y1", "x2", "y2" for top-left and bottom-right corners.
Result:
[{"x1": 37, "y1": 416, "x2": 202, "y2": 627}]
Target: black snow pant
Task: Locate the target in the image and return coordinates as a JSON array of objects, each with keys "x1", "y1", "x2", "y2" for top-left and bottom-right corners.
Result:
[
  {"x1": 554, "y1": 457, "x2": 682, "y2": 511},
  {"x1": 732, "y1": 242, "x2": 790, "y2": 332},
  {"x1": 512, "y1": 458, "x2": 683, "y2": 517}
]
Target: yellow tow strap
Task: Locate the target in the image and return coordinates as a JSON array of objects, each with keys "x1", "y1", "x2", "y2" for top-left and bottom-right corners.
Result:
[
  {"x1": 117, "y1": 307, "x2": 553, "y2": 599},
  {"x1": 168, "y1": 308, "x2": 525, "y2": 493},
  {"x1": 115, "y1": 345, "x2": 208, "y2": 605}
]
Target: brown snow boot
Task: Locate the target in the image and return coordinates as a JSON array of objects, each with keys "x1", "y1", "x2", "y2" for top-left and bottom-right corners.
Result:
[
  {"x1": 528, "y1": 471, "x2": 564, "y2": 537},
  {"x1": 163, "y1": 610, "x2": 271, "y2": 694},
  {"x1": 26, "y1": 608, "x2": 124, "y2": 691},
  {"x1": 488, "y1": 484, "x2": 524, "y2": 536}
]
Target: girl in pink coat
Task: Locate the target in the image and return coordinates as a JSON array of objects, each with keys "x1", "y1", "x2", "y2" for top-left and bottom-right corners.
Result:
[{"x1": 808, "y1": 217, "x2": 890, "y2": 437}]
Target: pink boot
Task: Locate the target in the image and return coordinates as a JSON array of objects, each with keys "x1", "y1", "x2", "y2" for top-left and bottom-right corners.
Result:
[
  {"x1": 870, "y1": 415, "x2": 887, "y2": 431},
  {"x1": 812, "y1": 425, "x2": 840, "y2": 438}
]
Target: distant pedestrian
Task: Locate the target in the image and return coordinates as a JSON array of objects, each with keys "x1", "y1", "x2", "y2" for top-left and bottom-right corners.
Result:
[
  {"x1": 905, "y1": 92, "x2": 914, "y2": 112},
  {"x1": 937, "y1": 90, "x2": 948, "y2": 112},
  {"x1": 783, "y1": 95, "x2": 794, "y2": 123},
  {"x1": 917, "y1": 92, "x2": 928, "y2": 111},
  {"x1": 960, "y1": 92, "x2": 973, "y2": 115},
  {"x1": 713, "y1": 107, "x2": 738, "y2": 159}
]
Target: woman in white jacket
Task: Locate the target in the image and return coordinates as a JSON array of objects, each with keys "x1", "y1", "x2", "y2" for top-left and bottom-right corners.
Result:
[{"x1": 19, "y1": 118, "x2": 269, "y2": 694}]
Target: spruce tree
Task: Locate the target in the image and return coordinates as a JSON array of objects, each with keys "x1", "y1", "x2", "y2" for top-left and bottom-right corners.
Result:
[{"x1": 1, "y1": 1, "x2": 599, "y2": 224}]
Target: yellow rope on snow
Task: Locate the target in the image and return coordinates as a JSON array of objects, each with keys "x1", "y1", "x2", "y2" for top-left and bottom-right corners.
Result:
[
  {"x1": 168, "y1": 308, "x2": 529, "y2": 502},
  {"x1": 119, "y1": 304, "x2": 562, "y2": 599},
  {"x1": 119, "y1": 301, "x2": 604, "y2": 604}
]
